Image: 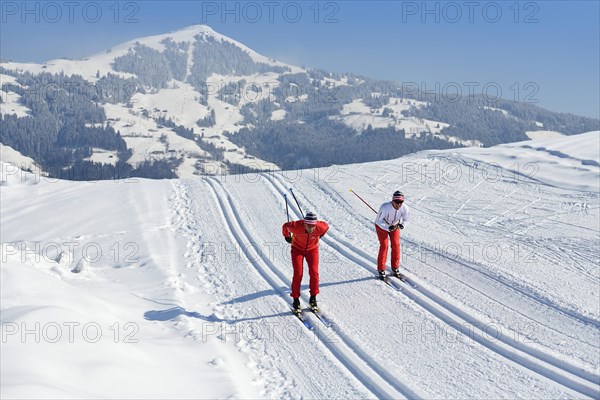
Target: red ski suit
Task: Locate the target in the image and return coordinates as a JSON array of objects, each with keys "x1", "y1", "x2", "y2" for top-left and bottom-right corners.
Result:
[{"x1": 282, "y1": 220, "x2": 329, "y2": 298}]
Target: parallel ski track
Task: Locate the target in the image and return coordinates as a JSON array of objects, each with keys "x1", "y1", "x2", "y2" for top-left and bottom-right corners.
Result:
[
  {"x1": 307, "y1": 170, "x2": 600, "y2": 331},
  {"x1": 203, "y1": 177, "x2": 422, "y2": 400},
  {"x1": 385, "y1": 155, "x2": 600, "y2": 328},
  {"x1": 263, "y1": 173, "x2": 600, "y2": 399}
]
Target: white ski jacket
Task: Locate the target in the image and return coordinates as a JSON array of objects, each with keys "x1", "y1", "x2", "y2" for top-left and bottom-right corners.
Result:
[{"x1": 374, "y1": 202, "x2": 410, "y2": 232}]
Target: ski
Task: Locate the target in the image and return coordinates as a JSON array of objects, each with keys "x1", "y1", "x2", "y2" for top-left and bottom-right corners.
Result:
[
  {"x1": 375, "y1": 273, "x2": 401, "y2": 291},
  {"x1": 292, "y1": 308, "x2": 313, "y2": 330},
  {"x1": 310, "y1": 308, "x2": 333, "y2": 328},
  {"x1": 392, "y1": 272, "x2": 417, "y2": 288}
]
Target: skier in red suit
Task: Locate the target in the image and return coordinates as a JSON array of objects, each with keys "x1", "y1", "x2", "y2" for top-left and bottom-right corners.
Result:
[{"x1": 282, "y1": 211, "x2": 329, "y2": 311}]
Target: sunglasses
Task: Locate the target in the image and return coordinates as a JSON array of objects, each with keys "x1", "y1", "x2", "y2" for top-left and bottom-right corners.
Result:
[{"x1": 393, "y1": 200, "x2": 404, "y2": 205}]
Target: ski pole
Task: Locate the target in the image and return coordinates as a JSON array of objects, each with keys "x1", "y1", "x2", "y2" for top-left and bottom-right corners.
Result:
[
  {"x1": 283, "y1": 194, "x2": 290, "y2": 222},
  {"x1": 349, "y1": 189, "x2": 377, "y2": 214},
  {"x1": 289, "y1": 188, "x2": 304, "y2": 217}
]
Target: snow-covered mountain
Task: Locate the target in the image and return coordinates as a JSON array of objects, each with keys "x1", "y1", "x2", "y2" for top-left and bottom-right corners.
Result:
[
  {"x1": 2, "y1": 132, "x2": 599, "y2": 399},
  {"x1": 1, "y1": 24, "x2": 598, "y2": 180}
]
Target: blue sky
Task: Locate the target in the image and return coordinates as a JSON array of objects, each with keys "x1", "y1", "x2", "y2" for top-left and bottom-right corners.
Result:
[{"x1": 1, "y1": 1, "x2": 598, "y2": 119}]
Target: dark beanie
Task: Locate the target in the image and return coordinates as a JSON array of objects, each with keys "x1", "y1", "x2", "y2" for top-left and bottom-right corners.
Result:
[{"x1": 304, "y1": 212, "x2": 317, "y2": 225}]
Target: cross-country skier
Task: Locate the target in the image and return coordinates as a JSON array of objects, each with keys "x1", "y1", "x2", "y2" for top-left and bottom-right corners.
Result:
[
  {"x1": 374, "y1": 190, "x2": 410, "y2": 280},
  {"x1": 282, "y1": 211, "x2": 329, "y2": 312}
]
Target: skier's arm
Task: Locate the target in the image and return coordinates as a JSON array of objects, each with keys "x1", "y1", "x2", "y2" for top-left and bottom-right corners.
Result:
[
  {"x1": 400, "y1": 205, "x2": 410, "y2": 228},
  {"x1": 317, "y1": 221, "x2": 329, "y2": 237},
  {"x1": 282, "y1": 222, "x2": 294, "y2": 239},
  {"x1": 374, "y1": 204, "x2": 390, "y2": 230},
  {"x1": 282, "y1": 220, "x2": 305, "y2": 237}
]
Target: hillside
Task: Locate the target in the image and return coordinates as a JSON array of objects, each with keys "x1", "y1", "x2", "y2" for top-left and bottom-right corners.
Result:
[
  {"x1": 1, "y1": 24, "x2": 598, "y2": 179},
  {"x1": 2, "y1": 132, "x2": 598, "y2": 399}
]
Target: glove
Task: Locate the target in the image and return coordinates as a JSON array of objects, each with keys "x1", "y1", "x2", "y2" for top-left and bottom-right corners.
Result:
[
  {"x1": 285, "y1": 236, "x2": 292, "y2": 244},
  {"x1": 388, "y1": 225, "x2": 397, "y2": 231},
  {"x1": 398, "y1": 223, "x2": 404, "y2": 230}
]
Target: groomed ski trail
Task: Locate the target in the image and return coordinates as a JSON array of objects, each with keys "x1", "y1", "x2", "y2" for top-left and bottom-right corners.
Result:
[
  {"x1": 204, "y1": 177, "x2": 424, "y2": 400},
  {"x1": 263, "y1": 172, "x2": 600, "y2": 399}
]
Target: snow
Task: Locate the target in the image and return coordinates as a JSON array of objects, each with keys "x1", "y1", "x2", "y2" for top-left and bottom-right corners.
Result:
[
  {"x1": 0, "y1": 25, "x2": 300, "y2": 82},
  {"x1": 0, "y1": 25, "x2": 293, "y2": 175},
  {"x1": 0, "y1": 144, "x2": 40, "y2": 173},
  {"x1": 526, "y1": 130, "x2": 565, "y2": 140},
  {"x1": 2, "y1": 133, "x2": 599, "y2": 397},
  {"x1": 134, "y1": 81, "x2": 210, "y2": 130},
  {"x1": 458, "y1": 131, "x2": 599, "y2": 192},
  {"x1": 483, "y1": 105, "x2": 510, "y2": 116},
  {"x1": 338, "y1": 99, "x2": 442, "y2": 133},
  {"x1": 270, "y1": 109, "x2": 287, "y2": 121},
  {"x1": 334, "y1": 98, "x2": 481, "y2": 147},
  {"x1": 84, "y1": 148, "x2": 119, "y2": 165},
  {"x1": 0, "y1": 74, "x2": 31, "y2": 118}
]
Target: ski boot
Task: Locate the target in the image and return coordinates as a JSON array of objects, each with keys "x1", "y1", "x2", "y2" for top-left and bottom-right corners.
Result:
[
  {"x1": 378, "y1": 270, "x2": 388, "y2": 282},
  {"x1": 292, "y1": 298, "x2": 301, "y2": 314},
  {"x1": 391, "y1": 268, "x2": 401, "y2": 278},
  {"x1": 309, "y1": 295, "x2": 318, "y2": 312}
]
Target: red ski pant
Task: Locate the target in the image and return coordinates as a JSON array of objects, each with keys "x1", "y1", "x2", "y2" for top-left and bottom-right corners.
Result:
[
  {"x1": 290, "y1": 246, "x2": 319, "y2": 298},
  {"x1": 376, "y1": 224, "x2": 400, "y2": 271}
]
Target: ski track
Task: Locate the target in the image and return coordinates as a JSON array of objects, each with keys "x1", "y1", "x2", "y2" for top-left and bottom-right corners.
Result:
[
  {"x1": 317, "y1": 171, "x2": 600, "y2": 340},
  {"x1": 410, "y1": 240, "x2": 599, "y2": 349},
  {"x1": 171, "y1": 180, "x2": 298, "y2": 398},
  {"x1": 227, "y1": 174, "x2": 557, "y2": 399},
  {"x1": 203, "y1": 177, "x2": 423, "y2": 400},
  {"x1": 263, "y1": 172, "x2": 600, "y2": 399},
  {"x1": 311, "y1": 170, "x2": 600, "y2": 332},
  {"x1": 349, "y1": 155, "x2": 600, "y2": 327},
  {"x1": 178, "y1": 178, "x2": 389, "y2": 399},
  {"x1": 407, "y1": 203, "x2": 600, "y2": 289}
]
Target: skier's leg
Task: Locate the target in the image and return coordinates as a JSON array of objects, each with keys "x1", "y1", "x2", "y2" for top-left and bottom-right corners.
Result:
[
  {"x1": 390, "y1": 228, "x2": 401, "y2": 269},
  {"x1": 290, "y1": 247, "x2": 304, "y2": 299},
  {"x1": 306, "y1": 248, "x2": 320, "y2": 296},
  {"x1": 375, "y1": 225, "x2": 389, "y2": 271}
]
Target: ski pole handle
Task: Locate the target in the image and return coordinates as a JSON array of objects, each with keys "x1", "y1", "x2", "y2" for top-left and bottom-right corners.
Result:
[{"x1": 349, "y1": 189, "x2": 378, "y2": 214}]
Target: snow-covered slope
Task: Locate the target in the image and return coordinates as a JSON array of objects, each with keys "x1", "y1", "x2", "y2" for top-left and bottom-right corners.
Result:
[
  {"x1": 1, "y1": 25, "x2": 299, "y2": 177},
  {"x1": 1, "y1": 25, "x2": 298, "y2": 81},
  {"x1": 1, "y1": 132, "x2": 599, "y2": 399},
  {"x1": 458, "y1": 130, "x2": 600, "y2": 192},
  {"x1": 0, "y1": 24, "x2": 482, "y2": 179},
  {"x1": 0, "y1": 144, "x2": 39, "y2": 173},
  {"x1": 0, "y1": 74, "x2": 31, "y2": 118}
]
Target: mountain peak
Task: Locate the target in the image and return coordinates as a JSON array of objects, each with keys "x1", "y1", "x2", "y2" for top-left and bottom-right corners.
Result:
[{"x1": 0, "y1": 24, "x2": 297, "y2": 80}]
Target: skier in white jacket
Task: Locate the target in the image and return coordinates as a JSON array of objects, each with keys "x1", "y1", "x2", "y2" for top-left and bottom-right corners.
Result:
[{"x1": 374, "y1": 190, "x2": 410, "y2": 279}]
